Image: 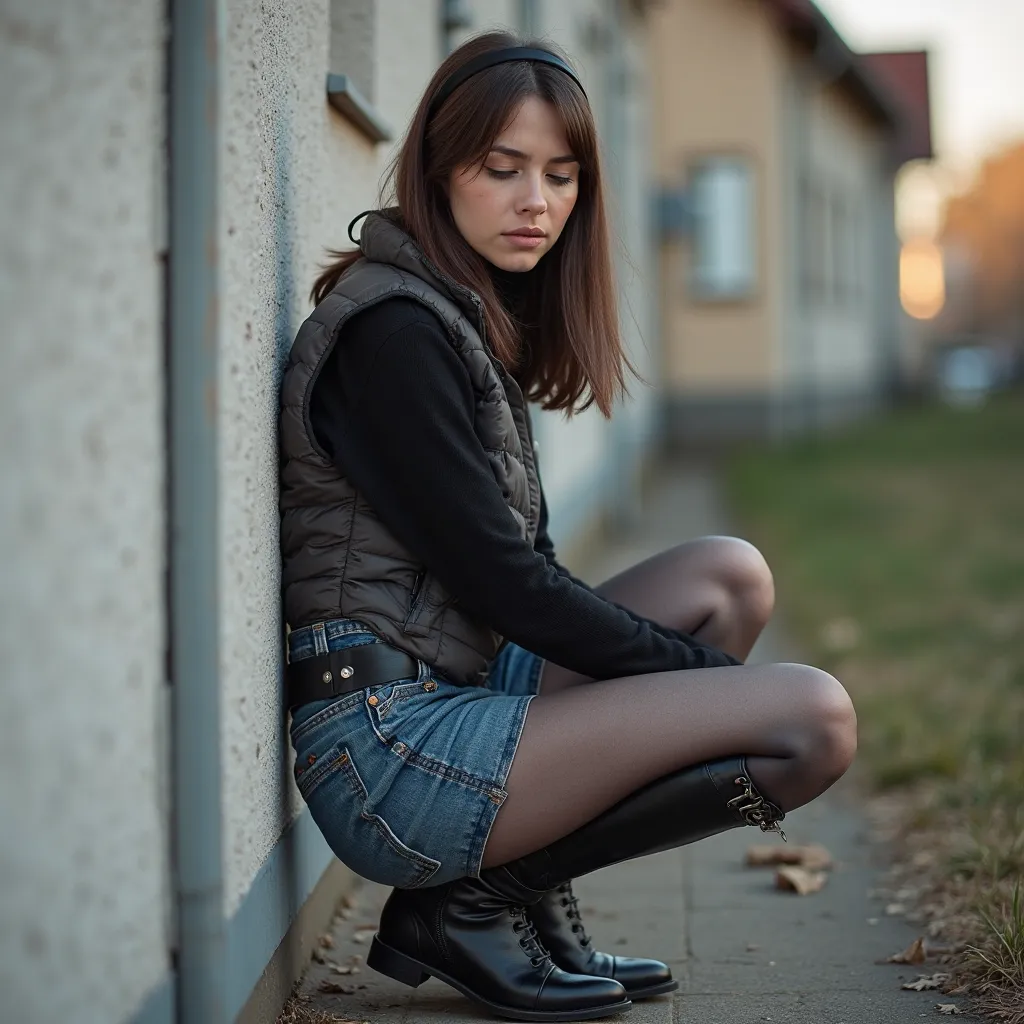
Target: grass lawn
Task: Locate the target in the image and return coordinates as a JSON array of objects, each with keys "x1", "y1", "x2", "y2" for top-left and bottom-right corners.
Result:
[{"x1": 724, "y1": 389, "x2": 1024, "y2": 1021}]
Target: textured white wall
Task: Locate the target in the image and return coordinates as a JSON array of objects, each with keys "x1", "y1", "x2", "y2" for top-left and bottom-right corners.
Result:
[
  {"x1": 0, "y1": 3, "x2": 172, "y2": 1022},
  {"x1": 452, "y1": 0, "x2": 519, "y2": 47},
  {"x1": 219, "y1": 0, "x2": 442, "y2": 917}
]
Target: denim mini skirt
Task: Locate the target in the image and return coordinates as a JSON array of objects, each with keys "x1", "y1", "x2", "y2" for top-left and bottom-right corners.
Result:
[{"x1": 288, "y1": 618, "x2": 543, "y2": 889}]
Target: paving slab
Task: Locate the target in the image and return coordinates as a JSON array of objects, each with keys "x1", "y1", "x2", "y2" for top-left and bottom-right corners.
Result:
[{"x1": 292, "y1": 461, "x2": 978, "y2": 1023}]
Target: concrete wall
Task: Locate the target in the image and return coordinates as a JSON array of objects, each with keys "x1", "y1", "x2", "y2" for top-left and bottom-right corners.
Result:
[
  {"x1": 0, "y1": 3, "x2": 172, "y2": 1023},
  {"x1": 1, "y1": 3, "x2": 661, "y2": 1020},
  {"x1": 218, "y1": 1, "x2": 442, "y2": 1012}
]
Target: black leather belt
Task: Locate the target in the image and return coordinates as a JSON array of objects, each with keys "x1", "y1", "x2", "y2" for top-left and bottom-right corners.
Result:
[{"x1": 286, "y1": 642, "x2": 420, "y2": 710}]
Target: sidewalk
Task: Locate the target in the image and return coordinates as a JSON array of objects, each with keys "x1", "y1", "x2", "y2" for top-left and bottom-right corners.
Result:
[{"x1": 290, "y1": 461, "x2": 979, "y2": 1023}]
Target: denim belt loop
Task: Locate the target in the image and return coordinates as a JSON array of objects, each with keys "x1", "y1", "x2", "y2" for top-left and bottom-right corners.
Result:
[{"x1": 312, "y1": 621, "x2": 329, "y2": 656}]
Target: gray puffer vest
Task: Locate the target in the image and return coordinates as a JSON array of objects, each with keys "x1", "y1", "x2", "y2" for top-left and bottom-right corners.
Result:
[{"x1": 279, "y1": 210, "x2": 541, "y2": 685}]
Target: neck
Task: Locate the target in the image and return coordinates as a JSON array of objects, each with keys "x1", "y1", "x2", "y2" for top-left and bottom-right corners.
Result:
[{"x1": 488, "y1": 262, "x2": 537, "y2": 321}]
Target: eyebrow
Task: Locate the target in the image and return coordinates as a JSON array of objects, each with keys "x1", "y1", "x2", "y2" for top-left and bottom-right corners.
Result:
[{"x1": 489, "y1": 145, "x2": 579, "y2": 165}]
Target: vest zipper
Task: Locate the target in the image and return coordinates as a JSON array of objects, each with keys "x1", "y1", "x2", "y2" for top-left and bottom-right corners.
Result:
[{"x1": 403, "y1": 570, "x2": 427, "y2": 631}]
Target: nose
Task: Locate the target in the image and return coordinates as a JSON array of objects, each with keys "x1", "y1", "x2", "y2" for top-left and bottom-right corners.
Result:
[{"x1": 516, "y1": 171, "x2": 548, "y2": 216}]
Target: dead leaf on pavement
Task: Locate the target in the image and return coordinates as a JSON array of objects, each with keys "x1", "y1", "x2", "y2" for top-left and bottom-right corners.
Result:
[
  {"x1": 774, "y1": 866, "x2": 828, "y2": 894},
  {"x1": 351, "y1": 929, "x2": 375, "y2": 944},
  {"x1": 902, "y1": 973, "x2": 950, "y2": 991},
  {"x1": 331, "y1": 963, "x2": 360, "y2": 975},
  {"x1": 318, "y1": 933, "x2": 335, "y2": 949},
  {"x1": 317, "y1": 980, "x2": 355, "y2": 995},
  {"x1": 884, "y1": 936, "x2": 927, "y2": 965},
  {"x1": 936, "y1": 1005, "x2": 963, "y2": 1015},
  {"x1": 746, "y1": 842, "x2": 834, "y2": 870}
]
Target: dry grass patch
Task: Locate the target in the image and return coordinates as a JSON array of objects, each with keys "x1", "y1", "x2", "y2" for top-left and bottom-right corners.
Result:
[
  {"x1": 277, "y1": 994, "x2": 368, "y2": 1024},
  {"x1": 726, "y1": 391, "x2": 1024, "y2": 1021}
]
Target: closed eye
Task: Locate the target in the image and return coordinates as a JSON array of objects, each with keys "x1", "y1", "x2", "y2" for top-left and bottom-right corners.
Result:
[{"x1": 485, "y1": 168, "x2": 575, "y2": 186}]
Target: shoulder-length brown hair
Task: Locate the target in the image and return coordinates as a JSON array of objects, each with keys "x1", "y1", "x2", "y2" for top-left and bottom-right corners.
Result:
[{"x1": 311, "y1": 30, "x2": 636, "y2": 418}]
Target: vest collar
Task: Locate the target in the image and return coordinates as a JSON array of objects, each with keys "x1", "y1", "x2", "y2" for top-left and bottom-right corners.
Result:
[{"x1": 359, "y1": 208, "x2": 487, "y2": 339}]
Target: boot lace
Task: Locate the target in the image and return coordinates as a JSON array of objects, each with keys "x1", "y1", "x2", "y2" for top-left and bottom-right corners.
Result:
[
  {"x1": 509, "y1": 907, "x2": 551, "y2": 969},
  {"x1": 556, "y1": 882, "x2": 593, "y2": 949}
]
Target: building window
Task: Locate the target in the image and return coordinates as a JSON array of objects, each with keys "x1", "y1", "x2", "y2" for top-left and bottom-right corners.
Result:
[
  {"x1": 326, "y1": 0, "x2": 393, "y2": 143},
  {"x1": 687, "y1": 156, "x2": 758, "y2": 301}
]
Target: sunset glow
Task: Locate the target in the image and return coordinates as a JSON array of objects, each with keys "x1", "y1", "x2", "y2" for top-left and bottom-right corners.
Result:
[{"x1": 900, "y1": 241, "x2": 946, "y2": 319}]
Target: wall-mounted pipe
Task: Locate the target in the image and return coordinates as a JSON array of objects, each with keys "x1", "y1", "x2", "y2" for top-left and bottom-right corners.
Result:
[{"x1": 168, "y1": 0, "x2": 226, "y2": 1021}]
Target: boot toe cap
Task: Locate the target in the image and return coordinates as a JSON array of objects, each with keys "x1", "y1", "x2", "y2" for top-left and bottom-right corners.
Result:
[
  {"x1": 612, "y1": 955, "x2": 677, "y2": 997},
  {"x1": 538, "y1": 967, "x2": 630, "y2": 1012}
]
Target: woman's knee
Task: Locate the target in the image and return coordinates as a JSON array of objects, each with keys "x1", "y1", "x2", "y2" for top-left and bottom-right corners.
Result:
[
  {"x1": 693, "y1": 537, "x2": 775, "y2": 630},
  {"x1": 786, "y1": 664, "x2": 858, "y2": 778}
]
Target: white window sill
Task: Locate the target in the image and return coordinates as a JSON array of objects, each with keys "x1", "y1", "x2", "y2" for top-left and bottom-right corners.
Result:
[{"x1": 326, "y1": 74, "x2": 393, "y2": 143}]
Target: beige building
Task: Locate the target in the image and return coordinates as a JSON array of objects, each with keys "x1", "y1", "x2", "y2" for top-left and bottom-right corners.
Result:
[{"x1": 650, "y1": 0, "x2": 931, "y2": 443}]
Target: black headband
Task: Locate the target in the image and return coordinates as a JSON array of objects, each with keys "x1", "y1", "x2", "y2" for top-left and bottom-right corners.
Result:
[{"x1": 427, "y1": 46, "x2": 586, "y2": 120}]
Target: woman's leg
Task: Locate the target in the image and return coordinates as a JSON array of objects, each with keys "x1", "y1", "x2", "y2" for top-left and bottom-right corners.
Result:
[
  {"x1": 482, "y1": 539, "x2": 856, "y2": 866},
  {"x1": 540, "y1": 536, "x2": 776, "y2": 694}
]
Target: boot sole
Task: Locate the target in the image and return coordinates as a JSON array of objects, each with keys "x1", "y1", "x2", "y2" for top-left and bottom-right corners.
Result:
[
  {"x1": 367, "y1": 934, "x2": 633, "y2": 1021},
  {"x1": 626, "y1": 978, "x2": 678, "y2": 999}
]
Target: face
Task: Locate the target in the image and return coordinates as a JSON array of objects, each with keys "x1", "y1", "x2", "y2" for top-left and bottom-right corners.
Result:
[{"x1": 448, "y1": 96, "x2": 580, "y2": 272}]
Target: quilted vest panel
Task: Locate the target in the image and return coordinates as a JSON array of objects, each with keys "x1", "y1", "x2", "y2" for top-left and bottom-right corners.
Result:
[{"x1": 279, "y1": 211, "x2": 541, "y2": 685}]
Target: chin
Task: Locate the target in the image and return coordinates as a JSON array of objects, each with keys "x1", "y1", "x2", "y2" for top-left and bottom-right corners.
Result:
[{"x1": 490, "y1": 251, "x2": 542, "y2": 273}]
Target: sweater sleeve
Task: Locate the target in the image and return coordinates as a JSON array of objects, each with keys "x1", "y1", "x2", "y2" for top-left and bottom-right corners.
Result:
[
  {"x1": 533, "y1": 480, "x2": 743, "y2": 660},
  {"x1": 309, "y1": 298, "x2": 740, "y2": 679}
]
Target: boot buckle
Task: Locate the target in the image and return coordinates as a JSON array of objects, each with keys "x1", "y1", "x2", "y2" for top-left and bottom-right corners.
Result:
[{"x1": 727, "y1": 775, "x2": 787, "y2": 841}]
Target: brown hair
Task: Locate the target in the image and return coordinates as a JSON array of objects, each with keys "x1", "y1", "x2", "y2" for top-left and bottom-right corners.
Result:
[{"x1": 310, "y1": 31, "x2": 635, "y2": 418}]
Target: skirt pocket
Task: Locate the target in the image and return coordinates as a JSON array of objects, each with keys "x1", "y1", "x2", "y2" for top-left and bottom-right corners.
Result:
[{"x1": 297, "y1": 742, "x2": 441, "y2": 889}]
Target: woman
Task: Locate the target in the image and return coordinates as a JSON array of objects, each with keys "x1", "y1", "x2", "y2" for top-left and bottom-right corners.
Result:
[{"x1": 280, "y1": 31, "x2": 857, "y2": 1023}]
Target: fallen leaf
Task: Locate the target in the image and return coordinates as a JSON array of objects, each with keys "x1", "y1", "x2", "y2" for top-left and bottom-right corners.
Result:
[
  {"x1": 936, "y1": 1005, "x2": 962, "y2": 1015},
  {"x1": 774, "y1": 866, "x2": 827, "y2": 895},
  {"x1": 885, "y1": 902, "x2": 907, "y2": 916},
  {"x1": 331, "y1": 963, "x2": 360, "y2": 975},
  {"x1": 351, "y1": 929, "x2": 375, "y2": 944},
  {"x1": 745, "y1": 843, "x2": 834, "y2": 870},
  {"x1": 318, "y1": 933, "x2": 335, "y2": 949},
  {"x1": 317, "y1": 979, "x2": 355, "y2": 995},
  {"x1": 797, "y1": 844, "x2": 834, "y2": 871},
  {"x1": 311, "y1": 948, "x2": 333, "y2": 964},
  {"x1": 902, "y1": 973, "x2": 950, "y2": 991},
  {"x1": 886, "y1": 937, "x2": 927, "y2": 965}
]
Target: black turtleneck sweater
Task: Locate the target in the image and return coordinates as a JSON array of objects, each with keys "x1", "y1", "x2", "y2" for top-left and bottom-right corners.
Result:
[{"x1": 307, "y1": 265, "x2": 740, "y2": 680}]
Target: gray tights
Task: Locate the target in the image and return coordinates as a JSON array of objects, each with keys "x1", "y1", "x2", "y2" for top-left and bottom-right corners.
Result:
[{"x1": 481, "y1": 537, "x2": 858, "y2": 867}]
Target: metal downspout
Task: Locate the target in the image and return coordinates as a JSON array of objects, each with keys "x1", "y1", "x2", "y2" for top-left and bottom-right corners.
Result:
[{"x1": 168, "y1": 1, "x2": 226, "y2": 1021}]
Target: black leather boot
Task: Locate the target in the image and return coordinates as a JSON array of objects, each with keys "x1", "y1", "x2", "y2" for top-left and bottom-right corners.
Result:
[
  {"x1": 529, "y1": 881, "x2": 678, "y2": 999},
  {"x1": 367, "y1": 869, "x2": 632, "y2": 1022},
  {"x1": 492, "y1": 755, "x2": 785, "y2": 899}
]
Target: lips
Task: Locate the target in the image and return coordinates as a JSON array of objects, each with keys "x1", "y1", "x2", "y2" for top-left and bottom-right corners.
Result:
[{"x1": 504, "y1": 229, "x2": 546, "y2": 237}]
